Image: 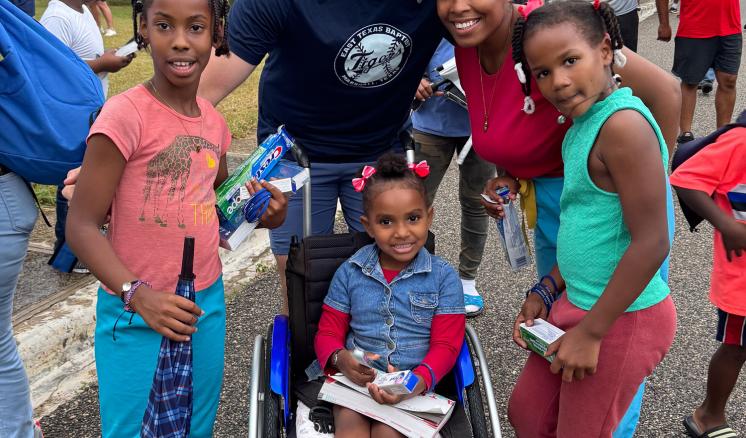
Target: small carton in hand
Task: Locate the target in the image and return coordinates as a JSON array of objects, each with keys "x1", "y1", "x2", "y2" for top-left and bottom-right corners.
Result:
[{"x1": 519, "y1": 318, "x2": 565, "y2": 363}]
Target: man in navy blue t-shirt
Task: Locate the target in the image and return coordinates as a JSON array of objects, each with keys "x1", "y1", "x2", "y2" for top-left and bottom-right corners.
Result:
[{"x1": 199, "y1": 0, "x2": 448, "y2": 313}]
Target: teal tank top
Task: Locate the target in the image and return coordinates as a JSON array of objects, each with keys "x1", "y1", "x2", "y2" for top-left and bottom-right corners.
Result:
[{"x1": 557, "y1": 87, "x2": 670, "y2": 312}]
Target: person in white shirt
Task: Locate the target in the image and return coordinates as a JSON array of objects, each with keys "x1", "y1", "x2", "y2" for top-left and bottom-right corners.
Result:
[{"x1": 40, "y1": 0, "x2": 132, "y2": 97}]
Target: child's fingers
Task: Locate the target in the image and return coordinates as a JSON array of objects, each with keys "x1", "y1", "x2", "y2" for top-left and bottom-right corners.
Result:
[
  {"x1": 367, "y1": 383, "x2": 385, "y2": 404},
  {"x1": 158, "y1": 326, "x2": 190, "y2": 343},
  {"x1": 561, "y1": 365, "x2": 575, "y2": 383},
  {"x1": 64, "y1": 167, "x2": 81, "y2": 185},
  {"x1": 574, "y1": 368, "x2": 586, "y2": 381},
  {"x1": 173, "y1": 296, "x2": 203, "y2": 317},
  {"x1": 513, "y1": 315, "x2": 528, "y2": 349}
]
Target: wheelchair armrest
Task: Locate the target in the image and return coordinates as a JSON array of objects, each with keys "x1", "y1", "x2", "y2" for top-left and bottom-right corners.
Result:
[
  {"x1": 453, "y1": 338, "x2": 476, "y2": 403},
  {"x1": 270, "y1": 314, "x2": 291, "y2": 422}
]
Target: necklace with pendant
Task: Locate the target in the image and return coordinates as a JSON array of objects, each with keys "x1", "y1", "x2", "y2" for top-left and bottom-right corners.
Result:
[
  {"x1": 477, "y1": 7, "x2": 514, "y2": 133},
  {"x1": 147, "y1": 80, "x2": 204, "y2": 151}
]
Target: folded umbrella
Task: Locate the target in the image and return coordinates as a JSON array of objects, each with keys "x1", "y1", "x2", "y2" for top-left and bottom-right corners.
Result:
[{"x1": 142, "y1": 236, "x2": 196, "y2": 438}]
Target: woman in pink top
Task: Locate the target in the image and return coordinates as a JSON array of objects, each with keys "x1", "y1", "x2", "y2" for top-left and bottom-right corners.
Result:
[{"x1": 437, "y1": 0, "x2": 680, "y2": 279}]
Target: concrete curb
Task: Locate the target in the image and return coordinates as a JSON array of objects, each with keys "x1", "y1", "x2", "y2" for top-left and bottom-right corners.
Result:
[{"x1": 16, "y1": 228, "x2": 274, "y2": 418}]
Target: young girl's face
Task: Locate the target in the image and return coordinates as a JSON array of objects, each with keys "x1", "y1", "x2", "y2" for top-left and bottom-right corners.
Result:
[
  {"x1": 437, "y1": 0, "x2": 511, "y2": 48},
  {"x1": 139, "y1": 0, "x2": 217, "y2": 89},
  {"x1": 523, "y1": 22, "x2": 614, "y2": 119},
  {"x1": 361, "y1": 187, "x2": 433, "y2": 271}
]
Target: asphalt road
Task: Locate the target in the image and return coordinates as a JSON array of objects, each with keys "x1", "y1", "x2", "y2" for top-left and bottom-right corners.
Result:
[{"x1": 39, "y1": 5, "x2": 746, "y2": 437}]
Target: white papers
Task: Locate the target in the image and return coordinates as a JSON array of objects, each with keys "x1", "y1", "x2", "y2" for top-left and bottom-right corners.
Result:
[{"x1": 114, "y1": 40, "x2": 138, "y2": 57}]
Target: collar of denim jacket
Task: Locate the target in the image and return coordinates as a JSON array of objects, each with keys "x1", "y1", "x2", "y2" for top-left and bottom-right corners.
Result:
[{"x1": 349, "y1": 243, "x2": 433, "y2": 279}]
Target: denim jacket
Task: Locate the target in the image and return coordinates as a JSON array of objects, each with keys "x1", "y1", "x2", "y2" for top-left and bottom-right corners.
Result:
[{"x1": 308, "y1": 243, "x2": 464, "y2": 378}]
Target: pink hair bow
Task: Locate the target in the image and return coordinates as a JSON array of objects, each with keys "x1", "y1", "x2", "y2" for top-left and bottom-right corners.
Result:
[
  {"x1": 352, "y1": 165, "x2": 376, "y2": 192},
  {"x1": 408, "y1": 160, "x2": 430, "y2": 178},
  {"x1": 518, "y1": 0, "x2": 544, "y2": 19}
]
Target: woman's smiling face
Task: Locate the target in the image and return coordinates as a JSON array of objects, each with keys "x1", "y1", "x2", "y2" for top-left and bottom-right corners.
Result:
[{"x1": 437, "y1": 0, "x2": 510, "y2": 48}]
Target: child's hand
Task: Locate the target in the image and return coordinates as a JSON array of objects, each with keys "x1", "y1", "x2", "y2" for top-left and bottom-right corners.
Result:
[
  {"x1": 99, "y1": 49, "x2": 135, "y2": 73},
  {"x1": 336, "y1": 350, "x2": 377, "y2": 387},
  {"x1": 414, "y1": 78, "x2": 443, "y2": 101},
  {"x1": 482, "y1": 176, "x2": 519, "y2": 219},
  {"x1": 245, "y1": 179, "x2": 288, "y2": 229},
  {"x1": 62, "y1": 166, "x2": 81, "y2": 202},
  {"x1": 512, "y1": 293, "x2": 548, "y2": 349},
  {"x1": 367, "y1": 364, "x2": 426, "y2": 405},
  {"x1": 546, "y1": 326, "x2": 602, "y2": 383},
  {"x1": 721, "y1": 221, "x2": 746, "y2": 262},
  {"x1": 129, "y1": 286, "x2": 203, "y2": 342}
]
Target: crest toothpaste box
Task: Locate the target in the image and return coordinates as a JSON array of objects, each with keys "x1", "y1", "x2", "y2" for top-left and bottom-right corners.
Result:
[
  {"x1": 372, "y1": 370, "x2": 419, "y2": 395},
  {"x1": 519, "y1": 318, "x2": 565, "y2": 363}
]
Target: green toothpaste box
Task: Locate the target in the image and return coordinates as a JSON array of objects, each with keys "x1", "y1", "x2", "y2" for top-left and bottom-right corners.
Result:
[{"x1": 519, "y1": 319, "x2": 565, "y2": 363}]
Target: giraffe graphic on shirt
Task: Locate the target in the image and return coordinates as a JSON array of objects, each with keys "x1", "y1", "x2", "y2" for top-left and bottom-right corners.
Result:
[{"x1": 139, "y1": 135, "x2": 220, "y2": 228}]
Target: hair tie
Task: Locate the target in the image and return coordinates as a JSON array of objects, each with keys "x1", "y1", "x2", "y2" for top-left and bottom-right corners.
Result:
[
  {"x1": 514, "y1": 63, "x2": 527, "y2": 85},
  {"x1": 613, "y1": 49, "x2": 627, "y2": 68},
  {"x1": 593, "y1": 0, "x2": 601, "y2": 10},
  {"x1": 352, "y1": 165, "x2": 376, "y2": 192},
  {"x1": 523, "y1": 96, "x2": 535, "y2": 114},
  {"x1": 518, "y1": 0, "x2": 544, "y2": 19},
  {"x1": 408, "y1": 161, "x2": 430, "y2": 178}
]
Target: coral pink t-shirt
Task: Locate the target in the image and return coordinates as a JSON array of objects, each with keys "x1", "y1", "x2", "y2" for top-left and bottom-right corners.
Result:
[
  {"x1": 88, "y1": 84, "x2": 231, "y2": 293},
  {"x1": 670, "y1": 128, "x2": 746, "y2": 316},
  {"x1": 455, "y1": 46, "x2": 568, "y2": 180}
]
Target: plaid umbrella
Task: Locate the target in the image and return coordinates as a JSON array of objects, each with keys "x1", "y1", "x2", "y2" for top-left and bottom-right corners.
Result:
[{"x1": 142, "y1": 236, "x2": 196, "y2": 438}]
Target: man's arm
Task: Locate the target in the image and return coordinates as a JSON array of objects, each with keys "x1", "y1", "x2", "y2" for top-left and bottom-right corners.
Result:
[
  {"x1": 655, "y1": 0, "x2": 672, "y2": 41},
  {"x1": 198, "y1": 50, "x2": 258, "y2": 106}
]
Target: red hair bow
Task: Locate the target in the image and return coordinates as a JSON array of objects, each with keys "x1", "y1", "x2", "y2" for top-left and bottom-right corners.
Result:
[
  {"x1": 408, "y1": 160, "x2": 430, "y2": 178},
  {"x1": 593, "y1": 0, "x2": 601, "y2": 9},
  {"x1": 518, "y1": 0, "x2": 544, "y2": 19},
  {"x1": 352, "y1": 165, "x2": 376, "y2": 192}
]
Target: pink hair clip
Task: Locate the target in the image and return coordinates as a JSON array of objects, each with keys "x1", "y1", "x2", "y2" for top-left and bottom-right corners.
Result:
[
  {"x1": 408, "y1": 160, "x2": 430, "y2": 178},
  {"x1": 518, "y1": 0, "x2": 544, "y2": 19},
  {"x1": 352, "y1": 165, "x2": 376, "y2": 192}
]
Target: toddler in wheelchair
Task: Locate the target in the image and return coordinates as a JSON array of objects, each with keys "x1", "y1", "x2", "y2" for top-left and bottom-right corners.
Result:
[{"x1": 307, "y1": 152, "x2": 466, "y2": 437}]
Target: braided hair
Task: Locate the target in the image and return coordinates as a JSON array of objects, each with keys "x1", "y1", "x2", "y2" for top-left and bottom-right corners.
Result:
[
  {"x1": 131, "y1": 0, "x2": 230, "y2": 56},
  {"x1": 511, "y1": 0, "x2": 627, "y2": 114},
  {"x1": 359, "y1": 153, "x2": 430, "y2": 214}
]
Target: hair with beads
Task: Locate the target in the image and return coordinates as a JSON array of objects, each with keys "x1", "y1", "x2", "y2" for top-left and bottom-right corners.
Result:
[
  {"x1": 511, "y1": 0, "x2": 626, "y2": 114},
  {"x1": 358, "y1": 153, "x2": 430, "y2": 214},
  {"x1": 131, "y1": 0, "x2": 230, "y2": 56}
]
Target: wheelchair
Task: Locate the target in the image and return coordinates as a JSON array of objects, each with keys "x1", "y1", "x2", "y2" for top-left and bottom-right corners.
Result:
[{"x1": 248, "y1": 229, "x2": 502, "y2": 437}]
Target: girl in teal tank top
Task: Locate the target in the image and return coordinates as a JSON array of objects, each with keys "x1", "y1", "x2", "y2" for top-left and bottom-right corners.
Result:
[{"x1": 506, "y1": 2, "x2": 677, "y2": 436}]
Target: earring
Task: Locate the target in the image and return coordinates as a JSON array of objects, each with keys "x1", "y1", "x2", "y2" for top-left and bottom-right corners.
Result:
[
  {"x1": 613, "y1": 74, "x2": 622, "y2": 86},
  {"x1": 557, "y1": 115, "x2": 566, "y2": 124}
]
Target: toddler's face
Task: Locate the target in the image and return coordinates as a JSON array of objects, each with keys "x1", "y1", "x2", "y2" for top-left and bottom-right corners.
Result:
[
  {"x1": 361, "y1": 187, "x2": 433, "y2": 271},
  {"x1": 524, "y1": 22, "x2": 614, "y2": 119}
]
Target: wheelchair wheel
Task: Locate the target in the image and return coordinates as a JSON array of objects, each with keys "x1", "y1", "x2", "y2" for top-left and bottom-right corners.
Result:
[
  {"x1": 463, "y1": 336, "x2": 491, "y2": 437},
  {"x1": 263, "y1": 323, "x2": 284, "y2": 437}
]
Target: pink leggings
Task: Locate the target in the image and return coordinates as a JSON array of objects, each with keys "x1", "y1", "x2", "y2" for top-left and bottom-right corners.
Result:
[{"x1": 508, "y1": 294, "x2": 676, "y2": 437}]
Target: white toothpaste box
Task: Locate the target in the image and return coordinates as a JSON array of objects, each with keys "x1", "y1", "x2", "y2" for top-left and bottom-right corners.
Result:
[
  {"x1": 372, "y1": 370, "x2": 419, "y2": 395},
  {"x1": 519, "y1": 318, "x2": 565, "y2": 363}
]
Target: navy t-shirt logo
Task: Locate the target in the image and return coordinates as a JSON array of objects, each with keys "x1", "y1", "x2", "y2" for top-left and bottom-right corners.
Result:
[{"x1": 335, "y1": 23, "x2": 412, "y2": 88}]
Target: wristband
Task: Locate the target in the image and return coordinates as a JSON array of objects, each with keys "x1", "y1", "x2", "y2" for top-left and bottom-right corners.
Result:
[
  {"x1": 540, "y1": 275, "x2": 559, "y2": 294},
  {"x1": 418, "y1": 362, "x2": 436, "y2": 393},
  {"x1": 124, "y1": 280, "x2": 150, "y2": 312},
  {"x1": 331, "y1": 349, "x2": 343, "y2": 369},
  {"x1": 526, "y1": 282, "x2": 555, "y2": 314}
]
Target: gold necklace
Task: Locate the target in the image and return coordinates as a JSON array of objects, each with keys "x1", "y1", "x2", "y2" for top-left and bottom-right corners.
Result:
[
  {"x1": 147, "y1": 80, "x2": 204, "y2": 149},
  {"x1": 477, "y1": 7, "x2": 514, "y2": 133}
]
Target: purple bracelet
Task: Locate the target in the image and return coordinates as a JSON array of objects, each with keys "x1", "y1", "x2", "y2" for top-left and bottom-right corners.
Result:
[{"x1": 124, "y1": 280, "x2": 150, "y2": 312}]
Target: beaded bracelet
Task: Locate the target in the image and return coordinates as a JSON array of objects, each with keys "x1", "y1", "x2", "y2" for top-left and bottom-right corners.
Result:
[{"x1": 526, "y1": 282, "x2": 555, "y2": 314}]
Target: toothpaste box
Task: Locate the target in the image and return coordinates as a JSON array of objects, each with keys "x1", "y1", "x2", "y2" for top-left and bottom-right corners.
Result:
[
  {"x1": 372, "y1": 370, "x2": 419, "y2": 395},
  {"x1": 519, "y1": 319, "x2": 565, "y2": 363},
  {"x1": 217, "y1": 160, "x2": 309, "y2": 250}
]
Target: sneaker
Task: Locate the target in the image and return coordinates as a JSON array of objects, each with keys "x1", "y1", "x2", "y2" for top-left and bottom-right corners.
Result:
[
  {"x1": 464, "y1": 293, "x2": 484, "y2": 317},
  {"x1": 34, "y1": 419, "x2": 44, "y2": 438},
  {"x1": 699, "y1": 79, "x2": 714, "y2": 95},
  {"x1": 669, "y1": 3, "x2": 678, "y2": 12},
  {"x1": 104, "y1": 28, "x2": 117, "y2": 37},
  {"x1": 677, "y1": 131, "x2": 695, "y2": 144},
  {"x1": 72, "y1": 261, "x2": 90, "y2": 274}
]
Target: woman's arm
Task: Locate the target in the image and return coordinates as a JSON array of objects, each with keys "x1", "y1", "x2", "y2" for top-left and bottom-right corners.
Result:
[
  {"x1": 617, "y1": 48, "x2": 681, "y2": 155},
  {"x1": 66, "y1": 135, "x2": 202, "y2": 341}
]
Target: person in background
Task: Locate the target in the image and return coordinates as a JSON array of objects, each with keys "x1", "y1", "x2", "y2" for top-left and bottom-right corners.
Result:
[
  {"x1": 2, "y1": 3, "x2": 44, "y2": 436},
  {"x1": 656, "y1": 0, "x2": 742, "y2": 143},
  {"x1": 89, "y1": 0, "x2": 116, "y2": 36},
  {"x1": 413, "y1": 39, "x2": 495, "y2": 317},
  {"x1": 41, "y1": 0, "x2": 134, "y2": 274},
  {"x1": 608, "y1": 0, "x2": 640, "y2": 52}
]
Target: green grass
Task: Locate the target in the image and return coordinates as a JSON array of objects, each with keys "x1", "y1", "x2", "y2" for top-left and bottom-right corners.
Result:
[{"x1": 32, "y1": 1, "x2": 262, "y2": 205}]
